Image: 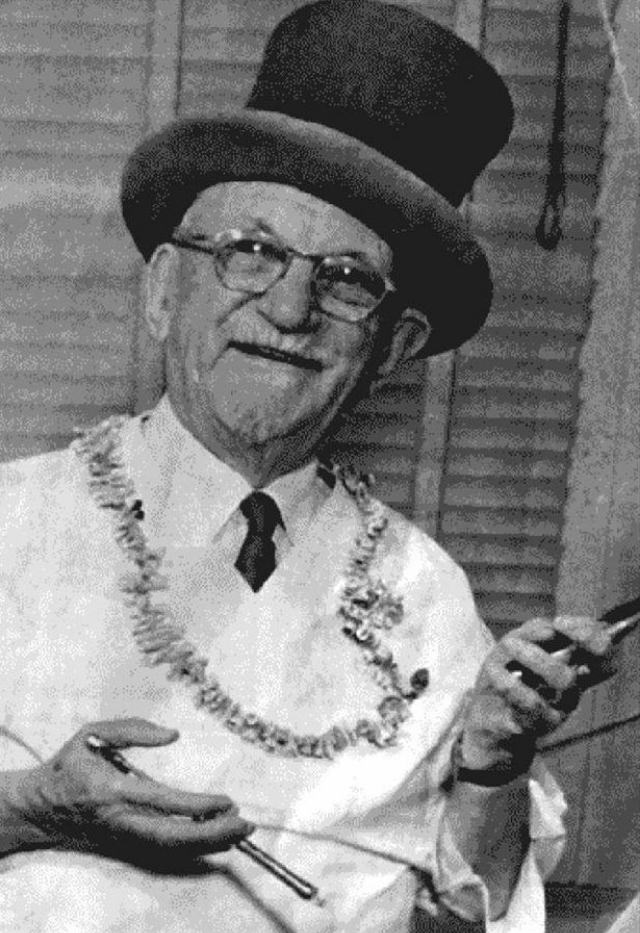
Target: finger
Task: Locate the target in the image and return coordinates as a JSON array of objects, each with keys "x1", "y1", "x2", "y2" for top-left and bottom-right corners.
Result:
[
  {"x1": 508, "y1": 617, "x2": 559, "y2": 645},
  {"x1": 553, "y1": 615, "x2": 611, "y2": 657},
  {"x1": 119, "y1": 810, "x2": 254, "y2": 853},
  {"x1": 553, "y1": 616, "x2": 617, "y2": 687},
  {"x1": 502, "y1": 637, "x2": 578, "y2": 693},
  {"x1": 496, "y1": 639, "x2": 581, "y2": 731},
  {"x1": 489, "y1": 663, "x2": 564, "y2": 731},
  {"x1": 124, "y1": 782, "x2": 238, "y2": 819},
  {"x1": 83, "y1": 719, "x2": 180, "y2": 750}
]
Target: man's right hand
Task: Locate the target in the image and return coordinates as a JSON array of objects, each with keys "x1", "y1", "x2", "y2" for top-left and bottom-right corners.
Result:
[{"x1": 1, "y1": 718, "x2": 253, "y2": 862}]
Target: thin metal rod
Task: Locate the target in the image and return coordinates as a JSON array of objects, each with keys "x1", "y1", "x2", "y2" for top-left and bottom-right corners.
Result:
[{"x1": 237, "y1": 838, "x2": 324, "y2": 904}]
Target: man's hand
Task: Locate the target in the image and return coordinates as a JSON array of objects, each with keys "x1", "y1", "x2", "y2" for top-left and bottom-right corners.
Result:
[
  {"x1": 9, "y1": 718, "x2": 253, "y2": 861},
  {"x1": 459, "y1": 616, "x2": 616, "y2": 777}
]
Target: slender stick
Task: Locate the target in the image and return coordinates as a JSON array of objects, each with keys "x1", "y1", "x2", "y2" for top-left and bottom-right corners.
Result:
[{"x1": 236, "y1": 839, "x2": 324, "y2": 904}]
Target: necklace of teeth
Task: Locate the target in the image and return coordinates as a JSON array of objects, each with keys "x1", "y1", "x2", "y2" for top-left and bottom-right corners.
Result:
[{"x1": 73, "y1": 416, "x2": 430, "y2": 760}]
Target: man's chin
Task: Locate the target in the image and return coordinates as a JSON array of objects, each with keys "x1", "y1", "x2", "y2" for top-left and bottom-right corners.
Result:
[
  {"x1": 212, "y1": 402, "x2": 327, "y2": 451},
  {"x1": 213, "y1": 405, "x2": 296, "y2": 447}
]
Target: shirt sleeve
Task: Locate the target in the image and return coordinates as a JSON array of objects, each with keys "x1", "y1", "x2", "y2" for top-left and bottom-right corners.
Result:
[
  {"x1": 416, "y1": 756, "x2": 567, "y2": 931},
  {"x1": 386, "y1": 519, "x2": 567, "y2": 930}
]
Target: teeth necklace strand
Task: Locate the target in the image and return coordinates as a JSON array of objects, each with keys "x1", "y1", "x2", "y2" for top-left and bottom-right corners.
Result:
[{"x1": 73, "y1": 416, "x2": 430, "y2": 760}]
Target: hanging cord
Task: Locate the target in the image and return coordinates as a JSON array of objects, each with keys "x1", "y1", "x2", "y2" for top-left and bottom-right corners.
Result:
[
  {"x1": 536, "y1": 0, "x2": 570, "y2": 250},
  {"x1": 542, "y1": 709, "x2": 640, "y2": 753},
  {"x1": 0, "y1": 725, "x2": 44, "y2": 763}
]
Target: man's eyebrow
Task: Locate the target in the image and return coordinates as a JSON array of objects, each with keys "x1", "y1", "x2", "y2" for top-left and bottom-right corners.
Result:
[
  {"x1": 251, "y1": 217, "x2": 384, "y2": 265},
  {"x1": 182, "y1": 217, "x2": 275, "y2": 240},
  {"x1": 184, "y1": 214, "x2": 387, "y2": 269}
]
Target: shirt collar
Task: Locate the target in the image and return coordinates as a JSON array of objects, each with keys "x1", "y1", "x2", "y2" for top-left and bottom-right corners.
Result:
[{"x1": 141, "y1": 395, "x2": 331, "y2": 544}]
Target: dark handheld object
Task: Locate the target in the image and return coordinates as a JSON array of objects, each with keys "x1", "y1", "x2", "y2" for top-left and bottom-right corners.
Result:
[
  {"x1": 599, "y1": 594, "x2": 640, "y2": 626},
  {"x1": 510, "y1": 595, "x2": 640, "y2": 679},
  {"x1": 84, "y1": 735, "x2": 325, "y2": 907}
]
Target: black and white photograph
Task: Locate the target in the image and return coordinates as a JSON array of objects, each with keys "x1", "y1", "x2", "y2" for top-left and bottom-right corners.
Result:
[{"x1": 0, "y1": 1, "x2": 638, "y2": 930}]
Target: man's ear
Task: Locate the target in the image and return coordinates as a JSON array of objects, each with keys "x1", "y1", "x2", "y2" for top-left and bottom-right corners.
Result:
[
  {"x1": 144, "y1": 243, "x2": 179, "y2": 342},
  {"x1": 375, "y1": 307, "x2": 431, "y2": 380}
]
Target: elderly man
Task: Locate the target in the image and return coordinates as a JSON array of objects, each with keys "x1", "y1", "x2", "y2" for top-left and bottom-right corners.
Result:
[{"x1": 0, "y1": 2, "x2": 616, "y2": 931}]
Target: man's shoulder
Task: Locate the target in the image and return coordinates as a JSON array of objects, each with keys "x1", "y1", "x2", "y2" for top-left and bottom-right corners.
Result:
[
  {"x1": 373, "y1": 493, "x2": 468, "y2": 584},
  {"x1": 0, "y1": 439, "x2": 95, "y2": 533},
  {"x1": 0, "y1": 443, "x2": 80, "y2": 491},
  {"x1": 331, "y1": 480, "x2": 470, "y2": 595},
  {"x1": 0, "y1": 447, "x2": 78, "y2": 532},
  {"x1": 0, "y1": 412, "x2": 137, "y2": 497}
]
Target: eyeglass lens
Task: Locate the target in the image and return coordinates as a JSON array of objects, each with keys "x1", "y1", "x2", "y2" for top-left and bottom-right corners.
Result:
[{"x1": 217, "y1": 233, "x2": 388, "y2": 319}]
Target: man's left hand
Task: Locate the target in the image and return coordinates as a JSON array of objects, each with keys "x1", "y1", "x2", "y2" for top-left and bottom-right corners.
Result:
[{"x1": 458, "y1": 615, "x2": 616, "y2": 778}]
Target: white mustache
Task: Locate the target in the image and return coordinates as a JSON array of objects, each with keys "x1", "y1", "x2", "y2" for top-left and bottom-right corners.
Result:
[{"x1": 228, "y1": 337, "x2": 325, "y2": 371}]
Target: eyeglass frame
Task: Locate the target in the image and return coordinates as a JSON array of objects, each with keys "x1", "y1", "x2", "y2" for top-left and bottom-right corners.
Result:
[{"x1": 168, "y1": 227, "x2": 398, "y2": 324}]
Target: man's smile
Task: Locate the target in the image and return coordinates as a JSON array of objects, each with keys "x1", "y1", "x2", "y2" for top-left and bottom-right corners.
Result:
[{"x1": 228, "y1": 340, "x2": 324, "y2": 372}]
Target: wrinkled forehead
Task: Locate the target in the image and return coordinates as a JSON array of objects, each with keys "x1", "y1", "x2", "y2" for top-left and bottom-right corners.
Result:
[{"x1": 179, "y1": 181, "x2": 394, "y2": 269}]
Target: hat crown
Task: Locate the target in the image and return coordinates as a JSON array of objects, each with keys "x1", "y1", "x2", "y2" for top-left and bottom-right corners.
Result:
[
  {"x1": 121, "y1": 0, "x2": 514, "y2": 356},
  {"x1": 247, "y1": 0, "x2": 513, "y2": 206}
]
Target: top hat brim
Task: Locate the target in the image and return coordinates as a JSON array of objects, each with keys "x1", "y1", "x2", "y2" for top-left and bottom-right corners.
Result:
[{"x1": 121, "y1": 110, "x2": 492, "y2": 357}]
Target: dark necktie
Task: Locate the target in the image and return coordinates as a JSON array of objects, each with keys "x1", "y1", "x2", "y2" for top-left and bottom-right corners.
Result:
[{"x1": 234, "y1": 492, "x2": 283, "y2": 592}]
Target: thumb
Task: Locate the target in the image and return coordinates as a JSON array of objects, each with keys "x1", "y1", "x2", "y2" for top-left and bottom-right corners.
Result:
[{"x1": 86, "y1": 718, "x2": 180, "y2": 749}]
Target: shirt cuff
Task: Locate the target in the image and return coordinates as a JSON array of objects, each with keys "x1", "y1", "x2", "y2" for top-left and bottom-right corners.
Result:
[{"x1": 416, "y1": 757, "x2": 567, "y2": 929}]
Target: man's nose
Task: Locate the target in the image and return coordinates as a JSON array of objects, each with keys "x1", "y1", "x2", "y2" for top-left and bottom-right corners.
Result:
[{"x1": 256, "y1": 258, "x2": 318, "y2": 332}]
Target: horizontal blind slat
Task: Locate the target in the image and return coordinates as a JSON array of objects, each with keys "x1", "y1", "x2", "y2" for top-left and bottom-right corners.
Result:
[
  {"x1": 0, "y1": 22, "x2": 149, "y2": 57},
  {"x1": 441, "y1": 508, "x2": 562, "y2": 538},
  {"x1": 443, "y1": 477, "x2": 566, "y2": 510},
  {"x1": 476, "y1": 593, "x2": 556, "y2": 628},
  {"x1": 446, "y1": 450, "x2": 567, "y2": 481},
  {"x1": 0, "y1": 55, "x2": 148, "y2": 123},
  {"x1": 465, "y1": 564, "x2": 556, "y2": 597},
  {"x1": 0, "y1": 120, "x2": 143, "y2": 156},
  {"x1": 0, "y1": 1, "x2": 152, "y2": 26},
  {"x1": 441, "y1": 534, "x2": 559, "y2": 568},
  {"x1": 448, "y1": 422, "x2": 571, "y2": 453}
]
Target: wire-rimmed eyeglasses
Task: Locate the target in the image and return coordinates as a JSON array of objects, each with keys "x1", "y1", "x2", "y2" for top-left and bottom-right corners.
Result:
[{"x1": 169, "y1": 227, "x2": 396, "y2": 323}]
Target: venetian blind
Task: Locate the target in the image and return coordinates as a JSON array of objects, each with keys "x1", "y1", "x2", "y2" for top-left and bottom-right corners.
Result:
[
  {"x1": 437, "y1": 0, "x2": 611, "y2": 634},
  {"x1": 178, "y1": 0, "x2": 456, "y2": 519},
  {"x1": 0, "y1": 0, "x2": 152, "y2": 461}
]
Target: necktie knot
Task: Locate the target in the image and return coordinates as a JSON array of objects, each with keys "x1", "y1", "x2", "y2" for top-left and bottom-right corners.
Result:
[
  {"x1": 235, "y1": 492, "x2": 283, "y2": 592},
  {"x1": 239, "y1": 491, "x2": 282, "y2": 536}
]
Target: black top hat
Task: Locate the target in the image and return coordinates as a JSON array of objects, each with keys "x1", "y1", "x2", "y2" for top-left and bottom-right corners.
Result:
[{"x1": 121, "y1": 0, "x2": 513, "y2": 356}]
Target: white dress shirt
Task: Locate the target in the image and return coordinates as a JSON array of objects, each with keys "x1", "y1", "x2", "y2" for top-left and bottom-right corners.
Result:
[{"x1": 0, "y1": 396, "x2": 566, "y2": 932}]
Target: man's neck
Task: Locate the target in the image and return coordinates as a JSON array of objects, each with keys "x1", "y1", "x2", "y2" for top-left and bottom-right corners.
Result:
[{"x1": 165, "y1": 395, "x2": 319, "y2": 488}]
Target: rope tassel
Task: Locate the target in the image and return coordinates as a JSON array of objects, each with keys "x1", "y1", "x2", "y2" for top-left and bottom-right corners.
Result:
[{"x1": 536, "y1": 0, "x2": 570, "y2": 250}]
